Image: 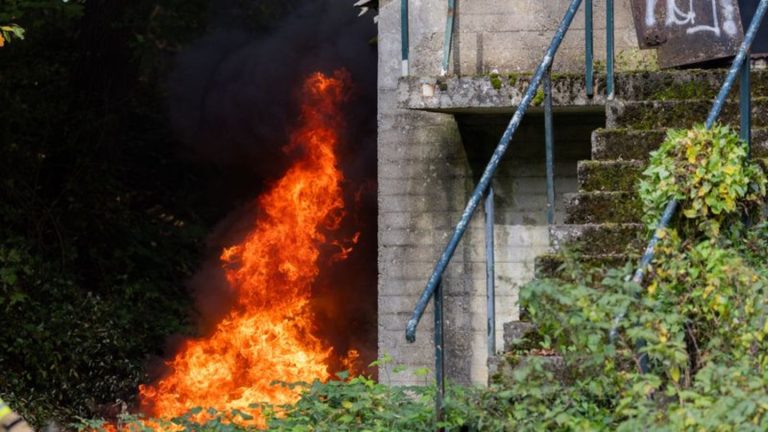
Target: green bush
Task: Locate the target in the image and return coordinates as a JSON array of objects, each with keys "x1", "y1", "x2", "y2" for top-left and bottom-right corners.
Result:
[{"x1": 638, "y1": 124, "x2": 766, "y2": 232}]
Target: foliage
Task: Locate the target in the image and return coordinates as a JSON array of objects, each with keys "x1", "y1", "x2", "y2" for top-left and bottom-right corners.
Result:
[
  {"x1": 638, "y1": 124, "x2": 766, "y2": 231},
  {"x1": 0, "y1": 24, "x2": 24, "y2": 46},
  {"x1": 502, "y1": 124, "x2": 768, "y2": 430},
  {"x1": 0, "y1": 0, "x2": 83, "y2": 46},
  {"x1": 0, "y1": 0, "x2": 212, "y2": 426}
]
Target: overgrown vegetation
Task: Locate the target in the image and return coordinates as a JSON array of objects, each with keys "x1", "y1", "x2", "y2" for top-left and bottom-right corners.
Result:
[{"x1": 77, "y1": 124, "x2": 768, "y2": 430}]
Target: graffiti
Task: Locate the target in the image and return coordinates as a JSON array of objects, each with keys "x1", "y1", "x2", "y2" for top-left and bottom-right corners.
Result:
[
  {"x1": 645, "y1": 0, "x2": 738, "y2": 37},
  {"x1": 631, "y1": 0, "x2": 744, "y2": 67},
  {"x1": 646, "y1": 0, "x2": 658, "y2": 26}
]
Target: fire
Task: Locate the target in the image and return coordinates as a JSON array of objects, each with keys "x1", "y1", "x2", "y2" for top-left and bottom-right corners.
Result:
[{"x1": 138, "y1": 70, "x2": 356, "y2": 426}]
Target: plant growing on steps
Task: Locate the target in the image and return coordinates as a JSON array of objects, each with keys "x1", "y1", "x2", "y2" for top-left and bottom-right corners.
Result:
[
  {"x1": 510, "y1": 124, "x2": 768, "y2": 430},
  {"x1": 638, "y1": 124, "x2": 766, "y2": 233}
]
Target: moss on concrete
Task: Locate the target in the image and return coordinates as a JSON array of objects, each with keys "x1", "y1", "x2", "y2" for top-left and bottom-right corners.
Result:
[
  {"x1": 593, "y1": 127, "x2": 768, "y2": 161},
  {"x1": 614, "y1": 48, "x2": 659, "y2": 72},
  {"x1": 578, "y1": 160, "x2": 644, "y2": 192},
  {"x1": 573, "y1": 224, "x2": 644, "y2": 255},
  {"x1": 611, "y1": 98, "x2": 768, "y2": 130},
  {"x1": 564, "y1": 192, "x2": 642, "y2": 224},
  {"x1": 651, "y1": 80, "x2": 710, "y2": 101},
  {"x1": 531, "y1": 88, "x2": 545, "y2": 106},
  {"x1": 490, "y1": 72, "x2": 502, "y2": 90},
  {"x1": 534, "y1": 253, "x2": 635, "y2": 280},
  {"x1": 591, "y1": 128, "x2": 667, "y2": 160}
]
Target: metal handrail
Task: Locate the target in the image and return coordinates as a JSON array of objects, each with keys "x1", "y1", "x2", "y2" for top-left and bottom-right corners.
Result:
[
  {"x1": 401, "y1": 0, "x2": 409, "y2": 76},
  {"x1": 400, "y1": 0, "x2": 612, "y2": 425},
  {"x1": 609, "y1": 0, "x2": 768, "y2": 372},
  {"x1": 441, "y1": 0, "x2": 456, "y2": 76},
  {"x1": 405, "y1": 0, "x2": 586, "y2": 344}
]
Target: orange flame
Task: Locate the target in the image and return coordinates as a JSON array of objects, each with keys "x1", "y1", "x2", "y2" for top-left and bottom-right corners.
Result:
[{"x1": 138, "y1": 70, "x2": 355, "y2": 426}]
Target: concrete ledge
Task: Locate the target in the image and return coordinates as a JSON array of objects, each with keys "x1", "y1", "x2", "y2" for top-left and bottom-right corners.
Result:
[
  {"x1": 399, "y1": 74, "x2": 605, "y2": 113},
  {"x1": 399, "y1": 70, "x2": 768, "y2": 114}
]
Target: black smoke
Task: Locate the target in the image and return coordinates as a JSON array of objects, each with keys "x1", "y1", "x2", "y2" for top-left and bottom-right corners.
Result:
[{"x1": 164, "y1": 0, "x2": 378, "y2": 375}]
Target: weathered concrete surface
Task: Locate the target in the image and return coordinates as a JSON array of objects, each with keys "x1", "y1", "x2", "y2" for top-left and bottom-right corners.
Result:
[
  {"x1": 400, "y1": 69, "x2": 768, "y2": 113},
  {"x1": 377, "y1": 0, "x2": 645, "y2": 387},
  {"x1": 578, "y1": 160, "x2": 644, "y2": 192},
  {"x1": 378, "y1": 0, "x2": 472, "y2": 386},
  {"x1": 400, "y1": 75, "x2": 606, "y2": 113},
  {"x1": 607, "y1": 97, "x2": 768, "y2": 129},
  {"x1": 549, "y1": 223, "x2": 644, "y2": 255},
  {"x1": 387, "y1": 0, "x2": 652, "y2": 76},
  {"x1": 591, "y1": 127, "x2": 768, "y2": 160},
  {"x1": 564, "y1": 191, "x2": 641, "y2": 224}
]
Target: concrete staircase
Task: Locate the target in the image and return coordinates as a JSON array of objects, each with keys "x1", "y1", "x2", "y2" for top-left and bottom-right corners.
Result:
[{"x1": 490, "y1": 69, "x2": 768, "y2": 385}]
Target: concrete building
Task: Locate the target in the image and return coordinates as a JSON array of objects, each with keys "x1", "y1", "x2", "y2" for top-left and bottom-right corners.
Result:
[{"x1": 377, "y1": 1, "x2": 656, "y2": 386}]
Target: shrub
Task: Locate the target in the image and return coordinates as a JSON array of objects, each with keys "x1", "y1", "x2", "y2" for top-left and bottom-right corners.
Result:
[{"x1": 638, "y1": 124, "x2": 766, "y2": 232}]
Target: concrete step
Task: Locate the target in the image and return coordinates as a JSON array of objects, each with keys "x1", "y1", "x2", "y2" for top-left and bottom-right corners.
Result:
[
  {"x1": 502, "y1": 321, "x2": 537, "y2": 352},
  {"x1": 592, "y1": 128, "x2": 768, "y2": 161},
  {"x1": 490, "y1": 322, "x2": 567, "y2": 385},
  {"x1": 578, "y1": 160, "x2": 644, "y2": 192},
  {"x1": 488, "y1": 352, "x2": 568, "y2": 386},
  {"x1": 534, "y1": 252, "x2": 634, "y2": 279},
  {"x1": 578, "y1": 156, "x2": 768, "y2": 194},
  {"x1": 614, "y1": 69, "x2": 768, "y2": 101},
  {"x1": 550, "y1": 223, "x2": 644, "y2": 255},
  {"x1": 606, "y1": 97, "x2": 768, "y2": 130},
  {"x1": 564, "y1": 192, "x2": 641, "y2": 224}
]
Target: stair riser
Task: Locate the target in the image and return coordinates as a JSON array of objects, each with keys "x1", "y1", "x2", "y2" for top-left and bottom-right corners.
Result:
[
  {"x1": 564, "y1": 193, "x2": 642, "y2": 224},
  {"x1": 578, "y1": 161, "x2": 644, "y2": 192},
  {"x1": 534, "y1": 254, "x2": 633, "y2": 279},
  {"x1": 550, "y1": 224, "x2": 644, "y2": 255},
  {"x1": 502, "y1": 321, "x2": 536, "y2": 353},
  {"x1": 607, "y1": 99, "x2": 768, "y2": 130},
  {"x1": 613, "y1": 70, "x2": 768, "y2": 101},
  {"x1": 592, "y1": 128, "x2": 768, "y2": 160},
  {"x1": 489, "y1": 354, "x2": 569, "y2": 386}
]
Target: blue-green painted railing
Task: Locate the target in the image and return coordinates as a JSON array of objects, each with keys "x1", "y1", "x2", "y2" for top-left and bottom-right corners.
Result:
[
  {"x1": 401, "y1": 0, "x2": 614, "y2": 424},
  {"x1": 609, "y1": 0, "x2": 768, "y2": 374}
]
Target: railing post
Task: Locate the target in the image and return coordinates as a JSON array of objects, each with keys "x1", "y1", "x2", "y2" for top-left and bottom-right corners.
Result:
[
  {"x1": 484, "y1": 187, "x2": 496, "y2": 357},
  {"x1": 401, "y1": 0, "x2": 409, "y2": 76},
  {"x1": 441, "y1": 0, "x2": 456, "y2": 76},
  {"x1": 434, "y1": 280, "x2": 445, "y2": 428},
  {"x1": 585, "y1": 0, "x2": 594, "y2": 98},
  {"x1": 740, "y1": 56, "x2": 752, "y2": 154},
  {"x1": 606, "y1": 0, "x2": 615, "y2": 99},
  {"x1": 544, "y1": 67, "x2": 556, "y2": 226}
]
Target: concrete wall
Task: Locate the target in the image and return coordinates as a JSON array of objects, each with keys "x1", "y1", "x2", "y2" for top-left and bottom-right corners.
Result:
[
  {"x1": 405, "y1": 0, "x2": 653, "y2": 76},
  {"x1": 377, "y1": 0, "x2": 640, "y2": 386}
]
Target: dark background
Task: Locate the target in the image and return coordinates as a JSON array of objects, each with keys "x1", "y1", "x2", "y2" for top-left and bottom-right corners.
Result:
[{"x1": 0, "y1": 0, "x2": 377, "y2": 425}]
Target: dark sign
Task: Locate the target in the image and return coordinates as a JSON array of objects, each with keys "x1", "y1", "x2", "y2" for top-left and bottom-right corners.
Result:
[{"x1": 630, "y1": 0, "x2": 745, "y2": 68}]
